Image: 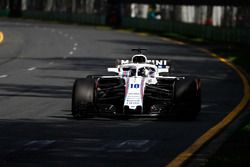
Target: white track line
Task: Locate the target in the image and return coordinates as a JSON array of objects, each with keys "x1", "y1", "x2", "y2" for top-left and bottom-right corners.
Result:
[
  {"x1": 27, "y1": 67, "x2": 37, "y2": 71},
  {"x1": 0, "y1": 74, "x2": 8, "y2": 78}
]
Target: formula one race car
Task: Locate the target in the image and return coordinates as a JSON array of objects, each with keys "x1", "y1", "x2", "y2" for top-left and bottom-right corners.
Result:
[{"x1": 72, "y1": 49, "x2": 201, "y2": 120}]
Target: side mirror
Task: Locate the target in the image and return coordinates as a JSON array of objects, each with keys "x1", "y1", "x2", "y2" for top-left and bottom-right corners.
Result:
[
  {"x1": 158, "y1": 66, "x2": 170, "y2": 73},
  {"x1": 108, "y1": 68, "x2": 119, "y2": 73}
]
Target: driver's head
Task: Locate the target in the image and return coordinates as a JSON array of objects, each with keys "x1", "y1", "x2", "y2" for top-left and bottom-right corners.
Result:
[
  {"x1": 129, "y1": 68, "x2": 136, "y2": 77},
  {"x1": 138, "y1": 67, "x2": 149, "y2": 77},
  {"x1": 143, "y1": 68, "x2": 149, "y2": 77}
]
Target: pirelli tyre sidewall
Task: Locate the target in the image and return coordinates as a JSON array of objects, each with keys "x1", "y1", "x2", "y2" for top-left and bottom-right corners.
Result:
[
  {"x1": 72, "y1": 78, "x2": 96, "y2": 118},
  {"x1": 174, "y1": 76, "x2": 201, "y2": 120}
]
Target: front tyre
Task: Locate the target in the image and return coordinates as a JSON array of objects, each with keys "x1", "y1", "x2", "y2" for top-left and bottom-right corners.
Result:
[
  {"x1": 72, "y1": 78, "x2": 96, "y2": 119},
  {"x1": 174, "y1": 77, "x2": 201, "y2": 121}
]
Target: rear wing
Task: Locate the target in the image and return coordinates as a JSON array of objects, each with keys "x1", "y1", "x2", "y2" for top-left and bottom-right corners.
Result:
[
  {"x1": 120, "y1": 59, "x2": 169, "y2": 68},
  {"x1": 117, "y1": 59, "x2": 170, "y2": 73},
  {"x1": 108, "y1": 66, "x2": 170, "y2": 74},
  {"x1": 109, "y1": 53, "x2": 171, "y2": 74}
]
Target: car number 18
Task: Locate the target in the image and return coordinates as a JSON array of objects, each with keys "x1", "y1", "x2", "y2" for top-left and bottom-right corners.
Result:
[{"x1": 130, "y1": 84, "x2": 140, "y2": 89}]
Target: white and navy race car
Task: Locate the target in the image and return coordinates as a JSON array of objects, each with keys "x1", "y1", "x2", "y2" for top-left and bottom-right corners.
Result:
[{"x1": 72, "y1": 49, "x2": 201, "y2": 120}]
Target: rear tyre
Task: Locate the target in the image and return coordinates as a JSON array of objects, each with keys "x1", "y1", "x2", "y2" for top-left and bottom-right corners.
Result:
[
  {"x1": 72, "y1": 78, "x2": 96, "y2": 119},
  {"x1": 174, "y1": 77, "x2": 201, "y2": 121}
]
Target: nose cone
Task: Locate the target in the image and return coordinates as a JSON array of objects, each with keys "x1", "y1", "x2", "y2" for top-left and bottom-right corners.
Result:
[{"x1": 124, "y1": 77, "x2": 145, "y2": 111}]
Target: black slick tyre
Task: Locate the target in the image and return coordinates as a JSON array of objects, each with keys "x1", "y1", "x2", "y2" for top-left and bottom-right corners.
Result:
[
  {"x1": 72, "y1": 78, "x2": 95, "y2": 119},
  {"x1": 174, "y1": 77, "x2": 201, "y2": 121}
]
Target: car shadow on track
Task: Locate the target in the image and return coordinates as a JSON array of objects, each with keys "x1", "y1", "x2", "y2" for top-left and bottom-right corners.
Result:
[
  {"x1": 54, "y1": 109, "x2": 200, "y2": 123},
  {"x1": 0, "y1": 83, "x2": 72, "y2": 99}
]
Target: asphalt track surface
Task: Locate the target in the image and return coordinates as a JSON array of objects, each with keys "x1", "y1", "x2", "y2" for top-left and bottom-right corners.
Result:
[{"x1": 0, "y1": 19, "x2": 243, "y2": 167}]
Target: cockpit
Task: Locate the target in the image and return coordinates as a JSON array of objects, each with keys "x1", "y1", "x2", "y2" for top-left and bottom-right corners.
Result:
[
  {"x1": 122, "y1": 65, "x2": 156, "y2": 77},
  {"x1": 138, "y1": 67, "x2": 156, "y2": 77},
  {"x1": 122, "y1": 67, "x2": 136, "y2": 77}
]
